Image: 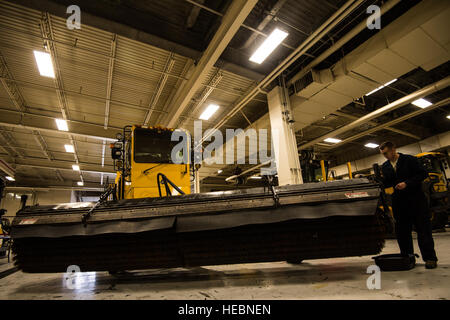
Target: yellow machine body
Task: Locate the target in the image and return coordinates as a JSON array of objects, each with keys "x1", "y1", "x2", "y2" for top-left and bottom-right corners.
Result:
[
  {"x1": 113, "y1": 126, "x2": 191, "y2": 200},
  {"x1": 416, "y1": 152, "x2": 448, "y2": 194}
]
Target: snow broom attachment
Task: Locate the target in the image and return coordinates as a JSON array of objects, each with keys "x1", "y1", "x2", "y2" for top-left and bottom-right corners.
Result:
[{"x1": 11, "y1": 178, "x2": 385, "y2": 273}]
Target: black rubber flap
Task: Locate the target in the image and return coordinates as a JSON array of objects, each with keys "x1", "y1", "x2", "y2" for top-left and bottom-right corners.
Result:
[
  {"x1": 11, "y1": 198, "x2": 378, "y2": 238},
  {"x1": 11, "y1": 216, "x2": 176, "y2": 238}
]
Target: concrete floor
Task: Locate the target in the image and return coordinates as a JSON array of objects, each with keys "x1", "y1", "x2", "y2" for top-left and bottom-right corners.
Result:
[{"x1": 0, "y1": 230, "x2": 449, "y2": 300}]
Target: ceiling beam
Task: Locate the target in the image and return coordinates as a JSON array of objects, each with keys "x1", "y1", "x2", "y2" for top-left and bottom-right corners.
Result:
[
  {"x1": 178, "y1": 68, "x2": 223, "y2": 128},
  {"x1": 6, "y1": 186, "x2": 104, "y2": 192},
  {"x1": 325, "y1": 97, "x2": 450, "y2": 150},
  {"x1": 8, "y1": 158, "x2": 115, "y2": 175},
  {"x1": 186, "y1": 0, "x2": 293, "y2": 50},
  {"x1": 299, "y1": 76, "x2": 450, "y2": 150},
  {"x1": 333, "y1": 110, "x2": 421, "y2": 140},
  {"x1": 143, "y1": 53, "x2": 175, "y2": 126},
  {"x1": 0, "y1": 159, "x2": 15, "y2": 177},
  {"x1": 200, "y1": 0, "x2": 365, "y2": 144},
  {"x1": 165, "y1": 0, "x2": 259, "y2": 128},
  {"x1": 0, "y1": 131, "x2": 23, "y2": 159},
  {"x1": 0, "y1": 108, "x2": 118, "y2": 142},
  {"x1": 154, "y1": 59, "x2": 195, "y2": 126},
  {"x1": 32, "y1": 130, "x2": 65, "y2": 182},
  {"x1": 0, "y1": 50, "x2": 67, "y2": 181},
  {"x1": 104, "y1": 34, "x2": 117, "y2": 129},
  {"x1": 40, "y1": 13, "x2": 85, "y2": 183}
]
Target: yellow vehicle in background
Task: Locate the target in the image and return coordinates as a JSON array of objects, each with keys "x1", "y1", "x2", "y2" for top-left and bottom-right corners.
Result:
[
  {"x1": 416, "y1": 152, "x2": 449, "y2": 230},
  {"x1": 375, "y1": 152, "x2": 449, "y2": 233},
  {"x1": 110, "y1": 125, "x2": 191, "y2": 200}
]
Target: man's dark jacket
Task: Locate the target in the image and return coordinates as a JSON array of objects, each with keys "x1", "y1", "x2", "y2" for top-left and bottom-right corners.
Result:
[{"x1": 380, "y1": 153, "x2": 428, "y2": 199}]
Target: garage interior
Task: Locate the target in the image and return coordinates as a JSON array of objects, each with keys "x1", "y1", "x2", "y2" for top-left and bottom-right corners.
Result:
[{"x1": 0, "y1": 0, "x2": 449, "y2": 300}]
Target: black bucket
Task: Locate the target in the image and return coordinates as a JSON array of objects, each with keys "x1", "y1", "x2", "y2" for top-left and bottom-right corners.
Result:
[{"x1": 372, "y1": 253, "x2": 419, "y2": 271}]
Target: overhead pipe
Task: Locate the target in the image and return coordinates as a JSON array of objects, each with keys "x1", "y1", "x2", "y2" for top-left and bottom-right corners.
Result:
[
  {"x1": 333, "y1": 110, "x2": 421, "y2": 140},
  {"x1": 201, "y1": 0, "x2": 365, "y2": 143},
  {"x1": 325, "y1": 97, "x2": 450, "y2": 150},
  {"x1": 299, "y1": 76, "x2": 450, "y2": 150}
]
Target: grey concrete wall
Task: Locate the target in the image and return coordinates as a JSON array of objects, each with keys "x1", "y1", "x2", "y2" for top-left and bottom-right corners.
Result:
[{"x1": 1, "y1": 190, "x2": 72, "y2": 217}]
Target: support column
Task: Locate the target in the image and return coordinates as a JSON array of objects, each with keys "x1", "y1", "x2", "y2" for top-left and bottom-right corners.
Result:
[{"x1": 267, "y1": 85, "x2": 303, "y2": 185}]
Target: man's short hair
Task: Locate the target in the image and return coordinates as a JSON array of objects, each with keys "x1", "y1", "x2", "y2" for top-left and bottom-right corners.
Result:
[{"x1": 379, "y1": 141, "x2": 396, "y2": 150}]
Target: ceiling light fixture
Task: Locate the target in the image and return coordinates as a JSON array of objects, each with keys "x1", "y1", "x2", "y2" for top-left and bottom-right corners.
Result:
[
  {"x1": 365, "y1": 143, "x2": 379, "y2": 149},
  {"x1": 33, "y1": 50, "x2": 55, "y2": 78},
  {"x1": 55, "y1": 119, "x2": 68, "y2": 131},
  {"x1": 217, "y1": 170, "x2": 223, "y2": 174},
  {"x1": 77, "y1": 181, "x2": 84, "y2": 186},
  {"x1": 72, "y1": 164, "x2": 80, "y2": 171},
  {"x1": 64, "y1": 144, "x2": 75, "y2": 153},
  {"x1": 412, "y1": 98, "x2": 432, "y2": 109},
  {"x1": 250, "y1": 176, "x2": 262, "y2": 179},
  {"x1": 199, "y1": 104, "x2": 220, "y2": 120},
  {"x1": 249, "y1": 28, "x2": 288, "y2": 64},
  {"x1": 5, "y1": 176, "x2": 15, "y2": 181},
  {"x1": 324, "y1": 137, "x2": 342, "y2": 144},
  {"x1": 365, "y1": 79, "x2": 397, "y2": 96}
]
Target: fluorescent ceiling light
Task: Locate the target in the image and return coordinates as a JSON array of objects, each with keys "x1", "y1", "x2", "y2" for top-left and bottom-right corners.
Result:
[
  {"x1": 250, "y1": 176, "x2": 262, "y2": 179},
  {"x1": 55, "y1": 119, "x2": 68, "y2": 131},
  {"x1": 249, "y1": 28, "x2": 288, "y2": 64},
  {"x1": 217, "y1": 170, "x2": 223, "y2": 174},
  {"x1": 5, "y1": 176, "x2": 15, "y2": 181},
  {"x1": 365, "y1": 143, "x2": 379, "y2": 149},
  {"x1": 324, "y1": 137, "x2": 342, "y2": 144},
  {"x1": 72, "y1": 164, "x2": 80, "y2": 171},
  {"x1": 33, "y1": 50, "x2": 55, "y2": 78},
  {"x1": 199, "y1": 104, "x2": 220, "y2": 120},
  {"x1": 64, "y1": 144, "x2": 75, "y2": 153},
  {"x1": 412, "y1": 98, "x2": 432, "y2": 109},
  {"x1": 365, "y1": 79, "x2": 397, "y2": 96},
  {"x1": 77, "y1": 181, "x2": 84, "y2": 186}
]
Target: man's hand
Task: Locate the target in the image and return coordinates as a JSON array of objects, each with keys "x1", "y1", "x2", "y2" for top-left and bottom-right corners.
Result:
[{"x1": 395, "y1": 182, "x2": 407, "y2": 190}]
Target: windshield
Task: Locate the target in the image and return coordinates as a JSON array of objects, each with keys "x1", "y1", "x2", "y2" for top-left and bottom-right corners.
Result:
[
  {"x1": 134, "y1": 128, "x2": 185, "y2": 164},
  {"x1": 419, "y1": 156, "x2": 442, "y2": 174}
]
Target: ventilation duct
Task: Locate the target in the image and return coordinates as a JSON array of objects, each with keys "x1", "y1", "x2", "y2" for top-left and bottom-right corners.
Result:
[
  {"x1": 293, "y1": 69, "x2": 334, "y2": 98},
  {"x1": 290, "y1": 0, "x2": 450, "y2": 132}
]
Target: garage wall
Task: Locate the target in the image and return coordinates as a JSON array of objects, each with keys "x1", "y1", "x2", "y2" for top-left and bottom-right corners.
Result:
[{"x1": 0, "y1": 190, "x2": 72, "y2": 217}]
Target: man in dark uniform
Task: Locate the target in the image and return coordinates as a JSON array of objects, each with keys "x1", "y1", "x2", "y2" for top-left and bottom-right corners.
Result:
[{"x1": 379, "y1": 141, "x2": 438, "y2": 269}]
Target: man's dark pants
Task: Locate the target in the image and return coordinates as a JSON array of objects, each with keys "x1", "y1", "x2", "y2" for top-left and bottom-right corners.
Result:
[{"x1": 392, "y1": 191, "x2": 438, "y2": 261}]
